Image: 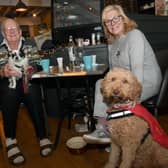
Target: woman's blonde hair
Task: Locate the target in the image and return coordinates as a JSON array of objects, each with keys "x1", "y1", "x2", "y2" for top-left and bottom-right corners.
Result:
[{"x1": 102, "y1": 5, "x2": 137, "y2": 43}]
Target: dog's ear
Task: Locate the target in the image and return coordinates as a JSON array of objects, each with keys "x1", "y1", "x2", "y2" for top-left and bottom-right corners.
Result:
[
  {"x1": 132, "y1": 78, "x2": 142, "y2": 101},
  {"x1": 100, "y1": 77, "x2": 109, "y2": 98}
]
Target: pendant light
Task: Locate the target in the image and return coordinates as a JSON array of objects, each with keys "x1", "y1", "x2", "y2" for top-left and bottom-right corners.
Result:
[{"x1": 16, "y1": 0, "x2": 28, "y2": 12}]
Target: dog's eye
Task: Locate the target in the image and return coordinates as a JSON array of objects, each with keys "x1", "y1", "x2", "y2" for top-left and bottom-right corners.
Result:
[
  {"x1": 122, "y1": 79, "x2": 128, "y2": 83},
  {"x1": 111, "y1": 77, "x2": 116, "y2": 81}
]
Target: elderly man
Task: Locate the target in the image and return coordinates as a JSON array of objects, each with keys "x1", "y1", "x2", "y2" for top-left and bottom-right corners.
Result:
[{"x1": 0, "y1": 18, "x2": 53, "y2": 166}]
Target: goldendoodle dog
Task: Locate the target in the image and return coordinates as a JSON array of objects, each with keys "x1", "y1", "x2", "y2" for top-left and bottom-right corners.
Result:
[{"x1": 101, "y1": 67, "x2": 168, "y2": 168}]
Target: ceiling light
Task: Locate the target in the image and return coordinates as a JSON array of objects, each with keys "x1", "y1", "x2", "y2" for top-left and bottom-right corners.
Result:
[
  {"x1": 16, "y1": 0, "x2": 28, "y2": 12},
  {"x1": 32, "y1": 13, "x2": 37, "y2": 17}
]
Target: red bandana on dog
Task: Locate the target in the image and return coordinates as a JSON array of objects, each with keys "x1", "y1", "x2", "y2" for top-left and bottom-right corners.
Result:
[{"x1": 123, "y1": 104, "x2": 168, "y2": 148}]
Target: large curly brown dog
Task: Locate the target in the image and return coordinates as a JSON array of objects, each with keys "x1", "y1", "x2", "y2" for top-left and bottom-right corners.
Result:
[{"x1": 101, "y1": 67, "x2": 168, "y2": 168}]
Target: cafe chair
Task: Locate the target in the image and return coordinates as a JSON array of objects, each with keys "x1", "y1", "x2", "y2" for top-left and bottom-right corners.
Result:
[
  {"x1": 142, "y1": 49, "x2": 168, "y2": 118},
  {"x1": 142, "y1": 68, "x2": 168, "y2": 118}
]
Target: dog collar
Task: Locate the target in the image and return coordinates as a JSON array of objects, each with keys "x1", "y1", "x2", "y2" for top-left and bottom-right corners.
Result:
[{"x1": 106, "y1": 109, "x2": 134, "y2": 120}]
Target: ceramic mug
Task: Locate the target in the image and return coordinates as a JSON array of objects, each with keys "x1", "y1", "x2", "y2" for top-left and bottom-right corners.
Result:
[
  {"x1": 57, "y1": 57, "x2": 63, "y2": 73},
  {"x1": 39, "y1": 59, "x2": 50, "y2": 73},
  {"x1": 92, "y1": 55, "x2": 96, "y2": 65},
  {"x1": 83, "y1": 55, "x2": 93, "y2": 71}
]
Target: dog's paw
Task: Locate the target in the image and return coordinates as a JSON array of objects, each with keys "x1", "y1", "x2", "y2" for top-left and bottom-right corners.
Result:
[{"x1": 8, "y1": 77, "x2": 16, "y2": 89}]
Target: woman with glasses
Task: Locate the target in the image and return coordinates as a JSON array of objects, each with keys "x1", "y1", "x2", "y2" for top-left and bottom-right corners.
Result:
[{"x1": 83, "y1": 5, "x2": 162, "y2": 144}]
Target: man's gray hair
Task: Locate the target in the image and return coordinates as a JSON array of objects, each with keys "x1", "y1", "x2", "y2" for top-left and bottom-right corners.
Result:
[{"x1": 1, "y1": 18, "x2": 20, "y2": 34}]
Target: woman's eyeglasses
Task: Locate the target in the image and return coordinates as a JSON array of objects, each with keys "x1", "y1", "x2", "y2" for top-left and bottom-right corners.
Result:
[{"x1": 104, "y1": 15, "x2": 122, "y2": 27}]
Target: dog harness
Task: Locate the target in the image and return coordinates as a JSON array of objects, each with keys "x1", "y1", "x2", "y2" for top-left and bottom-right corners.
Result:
[
  {"x1": 106, "y1": 109, "x2": 133, "y2": 120},
  {"x1": 106, "y1": 109, "x2": 150, "y2": 145}
]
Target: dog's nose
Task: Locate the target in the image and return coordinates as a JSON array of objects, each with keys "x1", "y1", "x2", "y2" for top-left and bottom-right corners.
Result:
[
  {"x1": 113, "y1": 89, "x2": 119, "y2": 95},
  {"x1": 15, "y1": 57, "x2": 19, "y2": 60}
]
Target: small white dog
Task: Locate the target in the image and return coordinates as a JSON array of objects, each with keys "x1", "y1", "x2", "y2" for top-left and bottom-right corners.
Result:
[{"x1": 8, "y1": 52, "x2": 28, "y2": 89}]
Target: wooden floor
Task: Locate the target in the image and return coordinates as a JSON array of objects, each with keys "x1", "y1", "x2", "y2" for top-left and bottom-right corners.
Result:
[{"x1": 0, "y1": 106, "x2": 168, "y2": 168}]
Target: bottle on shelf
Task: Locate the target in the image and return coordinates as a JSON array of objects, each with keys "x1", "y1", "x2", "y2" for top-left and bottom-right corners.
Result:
[
  {"x1": 96, "y1": 32, "x2": 101, "y2": 44},
  {"x1": 91, "y1": 33, "x2": 96, "y2": 45},
  {"x1": 76, "y1": 51, "x2": 83, "y2": 67},
  {"x1": 67, "y1": 35, "x2": 76, "y2": 71},
  {"x1": 76, "y1": 47, "x2": 85, "y2": 71}
]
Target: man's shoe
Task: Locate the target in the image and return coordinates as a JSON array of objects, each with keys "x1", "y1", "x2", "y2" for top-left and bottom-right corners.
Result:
[{"x1": 83, "y1": 125, "x2": 111, "y2": 144}]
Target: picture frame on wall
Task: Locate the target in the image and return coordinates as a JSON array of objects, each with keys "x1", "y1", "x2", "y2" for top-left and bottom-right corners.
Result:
[{"x1": 155, "y1": 0, "x2": 168, "y2": 15}]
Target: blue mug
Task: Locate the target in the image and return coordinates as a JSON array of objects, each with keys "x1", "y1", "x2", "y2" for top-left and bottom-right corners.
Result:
[
  {"x1": 83, "y1": 55, "x2": 93, "y2": 71},
  {"x1": 39, "y1": 59, "x2": 50, "y2": 73}
]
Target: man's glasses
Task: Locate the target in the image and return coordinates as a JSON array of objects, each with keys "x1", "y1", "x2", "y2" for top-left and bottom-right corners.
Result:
[
  {"x1": 104, "y1": 15, "x2": 122, "y2": 27},
  {"x1": 5, "y1": 27, "x2": 17, "y2": 32}
]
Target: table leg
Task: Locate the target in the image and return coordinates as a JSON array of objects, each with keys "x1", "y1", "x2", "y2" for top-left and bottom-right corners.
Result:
[
  {"x1": 53, "y1": 78, "x2": 64, "y2": 150},
  {"x1": 85, "y1": 77, "x2": 96, "y2": 132},
  {"x1": 40, "y1": 80, "x2": 51, "y2": 136},
  {"x1": 66, "y1": 86, "x2": 72, "y2": 129},
  {"x1": 53, "y1": 118, "x2": 63, "y2": 149}
]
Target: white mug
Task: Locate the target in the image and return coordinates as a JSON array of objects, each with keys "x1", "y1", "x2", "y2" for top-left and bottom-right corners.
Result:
[
  {"x1": 57, "y1": 57, "x2": 63, "y2": 73},
  {"x1": 92, "y1": 55, "x2": 96, "y2": 65}
]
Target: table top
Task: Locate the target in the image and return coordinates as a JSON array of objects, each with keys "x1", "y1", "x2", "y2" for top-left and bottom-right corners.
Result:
[{"x1": 32, "y1": 64, "x2": 108, "y2": 79}]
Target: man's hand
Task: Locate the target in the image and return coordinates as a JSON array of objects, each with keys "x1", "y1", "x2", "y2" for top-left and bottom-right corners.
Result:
[
  {"x1": 25, "y1": 65, "x2": 34, "y2": 79},
  {"x1": 3, "y1": 63, "x2": 21, "y2": 78}
]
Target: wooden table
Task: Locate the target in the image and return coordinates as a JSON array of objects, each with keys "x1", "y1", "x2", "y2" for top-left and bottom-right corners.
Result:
[{"x1": 32, "y1": 64, "x2": 108, "y2": 149}]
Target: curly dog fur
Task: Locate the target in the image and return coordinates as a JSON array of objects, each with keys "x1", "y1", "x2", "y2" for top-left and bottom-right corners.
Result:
[{"x1": 101, "y1": 67, "x2": 168, "y2": 168}]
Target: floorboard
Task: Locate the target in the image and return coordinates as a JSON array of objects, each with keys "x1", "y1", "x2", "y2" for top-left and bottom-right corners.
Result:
[{"x1": 0, "y1": 106, "x2": 167, "y2": 168}]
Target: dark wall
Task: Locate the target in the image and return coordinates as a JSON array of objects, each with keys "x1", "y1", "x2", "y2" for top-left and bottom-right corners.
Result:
[
  {"x1": 128, "y1": 14, "x2": 168, "y2": 51},
  {"x1": 82, "y1": 44, "x2": 108, "y2": 66}
]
